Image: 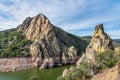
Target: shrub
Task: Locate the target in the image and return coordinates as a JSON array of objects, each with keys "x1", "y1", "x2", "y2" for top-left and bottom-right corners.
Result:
[
  {"x1": 57, "y1": 76, "x2": 65, "y2": 80},
  {"x1": 58, "y1": 50, "x2": 119, "y2": 80},
  {"x1": 58, "y1": 61, "x2": 93, "y2": 80},
  {"x1": 96, "y1": 50, "x2": 118, "y2": 70},
  {"x1": 0, "y1": 28, "x2": 32, "y2": 58}
]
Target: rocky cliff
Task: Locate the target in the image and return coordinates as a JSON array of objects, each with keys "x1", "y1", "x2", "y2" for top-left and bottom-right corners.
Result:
[
  {"x1": 59, "y1": 24, "x2": 115, "y2": 80},
  {"x1": 18, "y1": 14, "x2": 87, "y2": 68},
  {"x1": 77, "y1": 24, "x2": 114, "y2": 66}
]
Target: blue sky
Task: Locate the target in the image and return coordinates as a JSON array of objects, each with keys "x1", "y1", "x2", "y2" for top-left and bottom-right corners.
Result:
[{"x1": 0, "y1": 0, "x2": 120, "y2": 39}]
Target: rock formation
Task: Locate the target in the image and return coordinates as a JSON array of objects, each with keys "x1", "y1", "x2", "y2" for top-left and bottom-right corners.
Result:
[
  {"x1": 77, "y1": 24, "x2": 114, "y2": 66},
  {"x1": 62, "y1": 68, "x2": 69, "y2": 77},
  {"x1": 18, "y1": 14, "x2": 87, "y2": 68},
  {"x1": 39, "y1": 57, "x2": 54, "y2": 69}
]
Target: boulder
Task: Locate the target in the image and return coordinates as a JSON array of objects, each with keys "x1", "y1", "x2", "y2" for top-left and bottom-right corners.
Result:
[
  {"x1": 39, "y1": 58, "x2": 49, "y2": 69},
  {"x1": 68, "y1": 46, "x2": 77, "y2": 59},
  {"x1": 49, "y1": 58, "x2": 54, "y2": 68},
  {"x1": 39, "y1": 57, "x2": 55, "y2": 69},
  {"x1": 62, "y1": 68, "x2": 69, "y2": 77}
]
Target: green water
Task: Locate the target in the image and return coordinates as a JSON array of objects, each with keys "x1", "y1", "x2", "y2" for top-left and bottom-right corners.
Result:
[{"x1": 0, "y1": 66, "x2": 70, "y2": 80}]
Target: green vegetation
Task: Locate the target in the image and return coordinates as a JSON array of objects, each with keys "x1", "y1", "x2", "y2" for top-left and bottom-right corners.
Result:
[
  {"x1": 80, "y1": 36, "x2": 91, "y2": 44},
  {"x1": 58, "y1": 50, "x2": 120, "y2": 80},
  {"x1": 68, "y1": 33, "x2": 90, "y2": 45},
  {"x1": 57, "y1": 61, "x2": 94, "y2": 80},
  {"x1": 96, "y1": 50, "x2": 118, "y2": 70},
  {"x1": 57, "y1": 61, "x2": 97, "y2": 80},
  {"x1": 0, "y1": 28, "x2": 32, "y2": 58},
  {"x1": 67, "y1": 33, "x2": 89, "y2": 53}
]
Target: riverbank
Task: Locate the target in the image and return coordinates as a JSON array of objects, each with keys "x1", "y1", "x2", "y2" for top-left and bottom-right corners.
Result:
[
  {"x1": 0, "y1": 57, "x2": 79, "y2": 72},
  {"x1": 0, "y1": 58, "x2": 37, "y2": 72}
]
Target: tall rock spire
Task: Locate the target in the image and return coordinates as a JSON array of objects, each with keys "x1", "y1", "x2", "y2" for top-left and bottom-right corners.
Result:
[{"x1": 77, "y1": 24, "x2": 114, "y2": 65}]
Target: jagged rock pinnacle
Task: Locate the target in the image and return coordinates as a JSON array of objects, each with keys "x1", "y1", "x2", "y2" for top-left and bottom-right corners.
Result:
[
  {"x1": 93, "y1": 24, "x2": 104, "y2": 37},
  {"x1": 18, "y1": 14, "x2": 87, "y2": 69},
  {"x1": 76, "y1": 24, "x2": 114, "y2": 66}
]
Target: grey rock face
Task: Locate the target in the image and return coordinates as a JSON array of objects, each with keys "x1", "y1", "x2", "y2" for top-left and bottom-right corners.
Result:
[
  {"x1": 39, "y1": 57, "x2": 55, "y2": 69},
  {"x1": 76, "y1": 24, "x2": 114, "y2": 66},
  {"x1": 30, "y1": 43, "x2": 41, "y2": 62},
  {"x1": 18, "y1": 17, "x2": 32, "y2": 32},
  {"x1": 19, "y1": 14, "x2": 87, "y2": 68}
]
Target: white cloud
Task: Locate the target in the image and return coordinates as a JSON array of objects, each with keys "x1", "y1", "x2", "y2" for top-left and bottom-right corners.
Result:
[
  {"x1": 0, "y1": 0, "x2": 120, "y2": 39},
  {"x1": 0, "y1": 0, "x2": 108, "y2": 29}
]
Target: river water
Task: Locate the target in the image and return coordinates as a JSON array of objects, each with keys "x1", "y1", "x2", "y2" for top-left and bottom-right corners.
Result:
[{"x1": 0, "y1": 66, "x2": 70, "y2": 80}]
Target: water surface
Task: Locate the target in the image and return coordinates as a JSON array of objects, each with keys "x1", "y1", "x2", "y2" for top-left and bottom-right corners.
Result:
[{"x1": 0, "y1": 66, "x2": 70, "y2": 80}]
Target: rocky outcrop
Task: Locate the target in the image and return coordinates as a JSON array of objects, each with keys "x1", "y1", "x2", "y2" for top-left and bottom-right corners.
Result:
[
  {"x1": 39, "y1": 57, "x2": 54, "y2": 69},
  {"x1": 68, "y1": 46, "x2": 77, "y2": 59},
  {"x1": 77, "y1": 24, "x2": 114, "y2": 66},
  {"x1": 62, "y1": 68, "x2": 69, "y2": 77},
  {"x1": 61, "y1": 24, "x2": 115, "y2": 79},
  {"x1": 30, "y1": 43, "x2": 41, "y2": 62},
  {"x1": 18, "y1": 14, "x2": 87, "y2": 69},
  {"x1": 18, "y1": 17, "x2": 32, "y2": 32}
]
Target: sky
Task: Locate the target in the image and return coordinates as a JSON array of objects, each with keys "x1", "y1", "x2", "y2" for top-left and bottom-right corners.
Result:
[{"x1": 0, "y1": 0, "x2": 120, "y2": 39}]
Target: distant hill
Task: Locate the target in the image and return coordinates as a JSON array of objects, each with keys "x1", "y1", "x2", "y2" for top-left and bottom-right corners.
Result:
[
  {"x1": 80, "y1": 36, "x2": 91, "y2": 43},
  {"x1": 114, "y1": 39, "x2": 120, "y2": 43},
  {"x1": 81, "y1": 36, "x2": 120, "y2": 47},
  {"x1": 113, "y1": 39, "x2": 120, "y2": 47}
]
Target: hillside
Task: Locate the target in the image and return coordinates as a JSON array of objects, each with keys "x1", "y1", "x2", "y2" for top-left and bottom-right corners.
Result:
[
  {"x1": 58, "y1": 24, "x2": 120, "y2": 80},
  {"x1": 0, "y1": 14, "x2": 89, "y2": 70},
  {"x1": 0, "y1": 28, "x2": 32, "y2": 58},
  {"x1": 92, "y1": 64, "x2": 118, "y2": 80},
  {"x1": 114, "y1": 39, "x2": 120, "y2": 43}
]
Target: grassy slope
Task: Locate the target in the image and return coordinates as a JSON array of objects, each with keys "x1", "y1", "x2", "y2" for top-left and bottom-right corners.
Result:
[
  {"x1": 0, "y1": 28, "x2": 32, "y2": 58},
  {"x1": 67, "y1": 33, "x2": 90, "y2": 54}
]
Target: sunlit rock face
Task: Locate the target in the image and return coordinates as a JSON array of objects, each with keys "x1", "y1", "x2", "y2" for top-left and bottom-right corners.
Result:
[
  {"x1": 77, "y1": 24, "x2": 114, "y2": 66},
  {"x1": 18, "y1": 14, "x2": 87, "y2": 68},
  {"x1": 90, "y1": 24, "x2": 114, "y2": 53}
]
